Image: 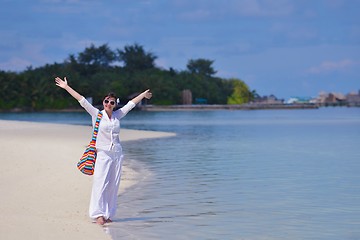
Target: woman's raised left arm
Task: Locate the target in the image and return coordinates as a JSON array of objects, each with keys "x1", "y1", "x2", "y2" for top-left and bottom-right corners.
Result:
[
  {"x1": 116, "y1": 90, "x2": 153, "y2": 118},
  {"x1": 130, "y1": 89, "x2": 152, "y2": 104}
]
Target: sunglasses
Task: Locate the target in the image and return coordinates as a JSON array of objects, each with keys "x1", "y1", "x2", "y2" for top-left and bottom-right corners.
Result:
[{"x1": 104, "y1": 99, "x2": 116, "y2": 105}]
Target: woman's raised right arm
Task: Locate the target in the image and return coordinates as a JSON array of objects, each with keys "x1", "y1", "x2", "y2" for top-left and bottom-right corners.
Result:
[{"x1": 55, "y1": 77, "x2": 83, "y2": 101}]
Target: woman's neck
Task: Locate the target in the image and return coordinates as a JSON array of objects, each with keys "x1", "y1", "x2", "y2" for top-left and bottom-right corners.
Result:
[{"x1": 105, "y1": 110, "x2": 112, "y2": 119}]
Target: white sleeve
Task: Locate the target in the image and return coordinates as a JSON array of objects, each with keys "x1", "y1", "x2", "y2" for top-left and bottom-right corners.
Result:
[
  {"x1": 115, "y1": 101, "x2": 136, "y2": 119},
  {"x1": 78, "y1": 97, "x2": 99, "y2": 118}
]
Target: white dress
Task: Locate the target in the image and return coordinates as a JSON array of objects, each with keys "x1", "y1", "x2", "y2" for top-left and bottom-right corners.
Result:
[{"x1": 78, "y1": 97, "x2": 136, "y2": 220}]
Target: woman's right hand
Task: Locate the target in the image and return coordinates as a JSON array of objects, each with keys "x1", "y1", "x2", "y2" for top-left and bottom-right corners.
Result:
[
  {"x1": 54, "y1": 76, "x2": 83, "y2": 101},
  {"x1": 55, "y1": 77, "x2": 68, "y2": 89}
]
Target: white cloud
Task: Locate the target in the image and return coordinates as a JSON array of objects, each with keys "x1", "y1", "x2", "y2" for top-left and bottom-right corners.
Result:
[
  {"x1": 306, "y1": 59, "x2": 358, "y2": 74},
  {"x1": 350, "y1": 26, "x2": 360, "y2": 42},
  {"x1": 0, "y1": 57, "x2": 32, "y2": 71},
  {"x1": 325, "y1": 0, "x2": 346, "y2": 8},
  {"x1": 232, "y1": 0, "x2": 294, "y2": 17},
  {"x1": 154, "y1": 58, "x2": 169, "y2": 69},
  {"x1": 269, "y1": 23, "x2": 318, "y2": 44},
  {"x1": 172, "y1": 0, "x2": 294, "y2": 22},
  {"x1": 287, "y1": 27, "x2": 318, "y2": 41},
  {"x1": 0, "y1": 41, "x2": 54, "y2": 71},
  {"x1": 178, "y1": 9, "x2": 211, "y2": 21},
  {"x1": 34, "y1": 0, "x2": 102, "y2": 14},
  {"x1": 39, "y1": 0, "x2": 92, "y2": 3}
]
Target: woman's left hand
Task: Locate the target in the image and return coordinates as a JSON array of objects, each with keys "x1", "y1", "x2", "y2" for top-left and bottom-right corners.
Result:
[{"x1": 143, "y1": 89, "x2": 153, "y2": 99}]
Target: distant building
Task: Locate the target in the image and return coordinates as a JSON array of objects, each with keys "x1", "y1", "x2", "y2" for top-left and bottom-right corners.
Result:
[
  {"x1": 313, "y1": 91, "x2": 357, "y2": 106},
  {"x1": 195, "y1": 98, "x2": 207, "y2": 104},
  {"x1": 252, "y1": 94, "x2": 283, "y2": 104},
  {"x1": 326, "y1": 93, "x2": 346, "y2": 105},
  {"x1": 286, "y1": 97, "x2": 311, "y2": 104},
  {"x1": 346, "y1": 90, "x2": 360, "y2": 106},
  {"x1": 181, "y1": 89, "x2": 192, "y2": 105}
]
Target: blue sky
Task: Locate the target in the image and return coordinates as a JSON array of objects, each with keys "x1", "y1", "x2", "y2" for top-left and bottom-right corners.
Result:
[{"x1": 1, "y1": 0, "x2": 359, "y2": 99}]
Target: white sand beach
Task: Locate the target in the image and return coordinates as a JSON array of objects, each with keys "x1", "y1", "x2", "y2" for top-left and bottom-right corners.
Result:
[{"x1": 0, "y1": 120, "x2": 175, "y2": 240}]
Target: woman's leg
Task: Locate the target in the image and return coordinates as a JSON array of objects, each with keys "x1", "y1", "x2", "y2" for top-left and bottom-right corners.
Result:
[
  {"x1": 89, "y1": 150, "x2": 113, "y2": 221},
  {"x1": 107, "y1": 153, "x2": 123, "y2": 220}
]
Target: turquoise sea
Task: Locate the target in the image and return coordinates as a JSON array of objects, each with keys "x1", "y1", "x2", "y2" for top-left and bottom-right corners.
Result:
[{"x1": 1, "y1": 107, "x2": 360, "y2": 240}]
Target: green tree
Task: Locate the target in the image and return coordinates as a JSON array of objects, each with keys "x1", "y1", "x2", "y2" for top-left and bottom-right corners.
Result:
[
  {"x1": 249, "y1": 89, "x2": 259, "y2": 102},
  {"x1": 0, "y1": 70, "x2": 20, "y2": 109},
  {"x1": 117, "y1": 43, "x2": 157, "y2": 71},
  {"x1": 78, "y1": 44, "x2": 116, "y2": 67},
  {"x1": 187, "y1": 59, "x2": 216, "y2": 77},
  {"x1": 227, "y1": 78, "x2": 251, "y2": 104},
  {"x1": 0, "y1": 42, "x2": 257, "y2": 110}
]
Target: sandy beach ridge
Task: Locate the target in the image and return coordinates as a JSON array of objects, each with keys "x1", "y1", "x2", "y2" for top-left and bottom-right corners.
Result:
[{"x1": 0, "y1": 120, "x2": 175, "y2": 240}]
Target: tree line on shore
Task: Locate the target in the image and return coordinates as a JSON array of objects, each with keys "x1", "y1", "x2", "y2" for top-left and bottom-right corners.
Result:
[{"x1": 0, "y1": 43, "x2": 254, "y2": 111}]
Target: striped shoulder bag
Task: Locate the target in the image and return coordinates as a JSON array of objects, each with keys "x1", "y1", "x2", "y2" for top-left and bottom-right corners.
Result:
[{"x1": 77, "y1": 111, "x2": 103, "y2": 175}]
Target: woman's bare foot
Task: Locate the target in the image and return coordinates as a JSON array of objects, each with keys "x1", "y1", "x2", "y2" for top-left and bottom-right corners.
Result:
[{"x1": 96, "y1": 216, "x2": 105, "y2": 225}]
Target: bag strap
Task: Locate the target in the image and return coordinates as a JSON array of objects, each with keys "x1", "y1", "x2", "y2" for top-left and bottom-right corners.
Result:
[{"x1": 89, "y1": 111, "x2": 103, "y2": 146}]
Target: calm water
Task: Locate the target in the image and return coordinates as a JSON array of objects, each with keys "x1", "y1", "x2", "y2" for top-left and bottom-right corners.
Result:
[{"x1": 1, "y1": 107, "x2": 360, "y2": 240}]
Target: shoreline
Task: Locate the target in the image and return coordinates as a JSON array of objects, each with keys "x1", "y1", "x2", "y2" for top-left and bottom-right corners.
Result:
[
  {"x1": 2, "y1": 103, "x2": 360, "y2": 113},
  {"x1": 0, "y1": 120, "x2": 175, "y2": 240},
  {"x1": 139, "y1": 103, "x2": 319, "y2": 111}
]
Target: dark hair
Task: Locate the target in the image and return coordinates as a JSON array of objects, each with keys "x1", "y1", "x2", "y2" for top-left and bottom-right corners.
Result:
[{"x1": 103, "y1": 92, "x2": 118, "y2": 101}]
